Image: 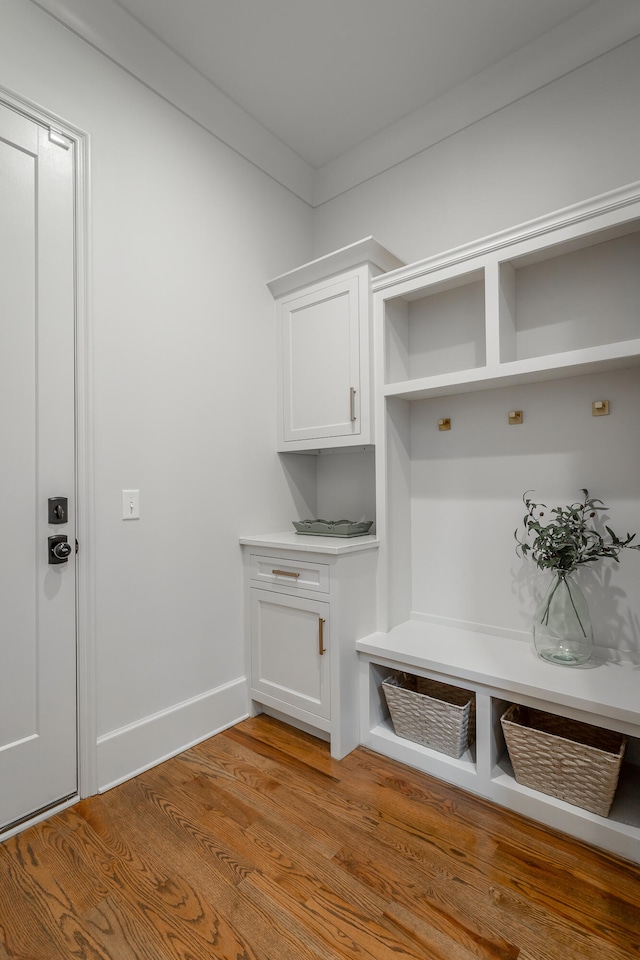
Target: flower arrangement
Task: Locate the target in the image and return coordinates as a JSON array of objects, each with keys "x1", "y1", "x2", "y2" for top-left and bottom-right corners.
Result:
[
  {"x1": 516, "y1": 489, "x2": 639, "y2": 665},
  {"x1": 515, "y1": 489, "x2": 639, "y2": 572}
]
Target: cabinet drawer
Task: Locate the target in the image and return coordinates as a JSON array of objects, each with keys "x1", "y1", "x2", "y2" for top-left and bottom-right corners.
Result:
[{"x1": 250, "y1": 555, "x2": 329, "y2": 593}]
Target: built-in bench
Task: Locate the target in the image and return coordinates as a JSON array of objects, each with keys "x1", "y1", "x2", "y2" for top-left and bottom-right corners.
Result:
[{"x1": 357, "y1": 620, "x2": 640, "y2": 864}]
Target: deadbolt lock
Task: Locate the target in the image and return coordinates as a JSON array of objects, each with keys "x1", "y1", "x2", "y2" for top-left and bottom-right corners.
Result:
[{"x1": 48, "y1": 496, "x2": 68, "y2": 524}]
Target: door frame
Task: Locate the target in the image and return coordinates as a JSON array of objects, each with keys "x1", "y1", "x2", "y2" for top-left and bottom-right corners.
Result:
[{"x1": 0, "y1": 87, "x2": 96, "y2": 835}]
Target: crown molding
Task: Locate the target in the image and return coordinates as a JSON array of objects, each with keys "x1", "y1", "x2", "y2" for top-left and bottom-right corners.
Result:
[
  {"x1": 313, "y1": 0, "x2": 640, "y2": 206},
  {"x1": 267, "y1": 236, "x2": 404, "y2": 298},
  {"x1": 30, "y1": 0, "x2": 315, "y2": 205},
  {"x1": 29, "y1": 0, "x2": 640, "y2": 209},
  {"x1": 371, "y1": 179, "x2": 640, "y2": 293}
]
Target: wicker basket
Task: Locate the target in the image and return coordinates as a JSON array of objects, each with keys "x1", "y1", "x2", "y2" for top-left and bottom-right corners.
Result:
[
  {"x1": 501, "y1": 704, "x2": 626, "y2": 817},
  {"x1": 382, "y1": 673, "x2": 475, "y2": 758}
]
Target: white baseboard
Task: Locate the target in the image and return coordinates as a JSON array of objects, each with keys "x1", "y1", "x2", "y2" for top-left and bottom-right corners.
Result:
[{"x1": 97, "y1": 677, "x2": 249, "y2": 792}]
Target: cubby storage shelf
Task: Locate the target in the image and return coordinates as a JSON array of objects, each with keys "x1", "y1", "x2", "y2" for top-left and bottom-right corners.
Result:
[
  {"x1": 374, "y1": 180, "x2": 640, "y2": 402},
  {"x1": 368, "y1": 718, "x2": 477, "y2": 783},
  {"x1": 383, "y1": 341, "x2": 640, "y2": 401},
  {"x1": 357, "y1": 621, "x2": 640, "y2": 863},
  {"x1": 357, "y1": 620, "x2": 639, "y2": 733},
  {"x1": 492, "y1": 751, "x2": 640, "y2": 841},
  {"x1": 363, "y1": 181, "x2": 640, "y2": 863}
]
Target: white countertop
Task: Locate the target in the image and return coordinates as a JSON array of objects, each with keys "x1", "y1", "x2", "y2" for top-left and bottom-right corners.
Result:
[{"x1": 239, "y1": 531, "x2": 379, "y2": 556}]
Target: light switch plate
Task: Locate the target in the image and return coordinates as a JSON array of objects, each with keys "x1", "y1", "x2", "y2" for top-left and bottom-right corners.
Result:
[{"x1": 122, "y1": 489, "x2": 140, "y2": 520}]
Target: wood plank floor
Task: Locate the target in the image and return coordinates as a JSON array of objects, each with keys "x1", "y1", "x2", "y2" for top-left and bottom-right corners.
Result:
[{"x1": 1, "y1": 716, "x2": 639, "y2": 960}]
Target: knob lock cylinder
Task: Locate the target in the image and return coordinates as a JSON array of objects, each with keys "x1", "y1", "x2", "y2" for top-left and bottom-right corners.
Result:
[{"x1": 48, "y1": 534, "x2": 72, "y2": 564}]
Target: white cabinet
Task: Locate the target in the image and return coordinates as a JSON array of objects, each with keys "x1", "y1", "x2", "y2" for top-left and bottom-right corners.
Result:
[
  {"x1": 240, "y1": 533, "x2": 378, "y2": 759},
  {"x1": 251, "y1": 590, "x2": 331, "y2": 721},
  {"x1": 362, "y1": 180, "x2": 640, "y2": 862},
  {"x1": 279, "y1": 274, "x2": 360, "y2": 445},
  {"x1": 268, "y1": 237, "x2": 402, "y2": 452}
]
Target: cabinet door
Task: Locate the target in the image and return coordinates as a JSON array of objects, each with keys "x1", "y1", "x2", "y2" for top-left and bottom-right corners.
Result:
[
  {"x1": 280, "y1": 275, "x2": 360, "y2": 444},
  {"x1": 250, "y1": 589, "x2": 330, "y2": 721}
]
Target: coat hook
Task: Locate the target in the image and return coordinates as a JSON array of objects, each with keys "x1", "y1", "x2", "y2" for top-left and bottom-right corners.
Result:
[
  {"x1": 592, "y1": 400, "x2": 610, "y2": 416},
  {"x1": 508, "y1": 410, "x2": 523, "y2": 425},
  {"x1": 438, "y1": 418, "x2": 451, "y2": 431}
]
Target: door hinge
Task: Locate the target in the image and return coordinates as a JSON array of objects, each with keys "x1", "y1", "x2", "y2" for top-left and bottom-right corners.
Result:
[{"x1": 48, "y1": 128, "x2": 72, "y2": 150}]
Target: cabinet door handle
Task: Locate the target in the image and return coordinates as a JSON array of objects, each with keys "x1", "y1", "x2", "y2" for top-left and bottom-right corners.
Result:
[
  {"x1": 349, "y1": 386, "x2": 357, "y2": 422},
  {"x1": 318, "y1": 617, "x2": 326, "y2": 655},
  {"x1": 272, "y1": 569, "x2": 300, "y2": 578}
]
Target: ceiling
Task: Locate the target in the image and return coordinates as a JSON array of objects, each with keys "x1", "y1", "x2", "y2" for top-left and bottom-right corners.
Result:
[
  {"x1": 33, "y1": 0, "x2": 640, "y2": 203},
  {"x1": 112, "y1": 0, "x2": 600, "y2": 168}
]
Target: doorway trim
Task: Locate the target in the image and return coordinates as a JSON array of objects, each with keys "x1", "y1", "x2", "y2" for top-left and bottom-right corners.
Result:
[{"x1": 0, "y1": 86, "x2": 96, "y2": 833}]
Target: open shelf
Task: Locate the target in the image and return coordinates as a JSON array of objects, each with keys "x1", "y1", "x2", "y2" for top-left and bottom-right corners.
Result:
[
  {"x1": 499, "y1": 225, "x2": 640, "y2": 364},
  {"x1": 375, "y1": 185, "x2": 640, "y2": 402},
  {"x1": 384, "y1": 269, "x2": 485, "y2": 383},
  {"x1": 383, "y1": 341, "x2": 640, "y2": 400},
  {"x1": 491, "y1": 750, "x2": 640, "y2": 835},
  {"x1": 369, "y1": 720, "x2": 477, "y2": 773},
  {"x1": 361, "y1": 659, "x2": 478, "y2": 793},
  {"x1": 357, "y1": 626, "x2": 640, "y2": 863},
  {"x1": 490, "y1": 733, "x2": 640, "y2": 862}
]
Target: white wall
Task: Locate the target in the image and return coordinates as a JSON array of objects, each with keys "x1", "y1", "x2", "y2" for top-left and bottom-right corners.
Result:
[
  {"x1": 316, "y1": 450, "x2": 376, "y2": 527},
  {"x1": 0, "y1": 0, "x2": 313, "y2": 789},
  {"x1": 409, "y1": 369, "x2": 640, "y2": 660},
  {"x1": 312, "y1": 35, "x2": 640, "y2": 264}
]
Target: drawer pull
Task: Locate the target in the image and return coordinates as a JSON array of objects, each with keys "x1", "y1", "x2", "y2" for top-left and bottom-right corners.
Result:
[
  {"x1": 272, "y1": 568, "x2": 300, "y2": 578},
  {"x1": 318, "y1": 618, "x2": 326, "y2": 655},
  {"x1": 350, "y1": 386, "x2": 357, "y2": 422}
]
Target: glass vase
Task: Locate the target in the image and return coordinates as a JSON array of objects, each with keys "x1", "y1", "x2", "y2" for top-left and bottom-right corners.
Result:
[{"x1": 533, "y1": 570, "x2": 593, "y2": 666}]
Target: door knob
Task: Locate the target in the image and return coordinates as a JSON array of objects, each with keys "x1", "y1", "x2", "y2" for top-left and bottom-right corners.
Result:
[{"x1": 48, "y1": 534, "x2": 72, "y2": 564}]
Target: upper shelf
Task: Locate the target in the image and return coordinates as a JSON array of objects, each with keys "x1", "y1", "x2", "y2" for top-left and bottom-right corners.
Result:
[
  {"x1": 372, "y1": 181, "x2": 640, "y2": 296},
  {"x1": 374, "y1": 181, "x2": 640, "y2": 400},
  {"x1": 383, "y1": 341, "x2": 640, "y2": 401}
]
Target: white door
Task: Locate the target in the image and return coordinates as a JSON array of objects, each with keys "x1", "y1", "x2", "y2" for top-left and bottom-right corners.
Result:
[{"x1": 0, "y1": 102, "x2": 77, "y2": 832}]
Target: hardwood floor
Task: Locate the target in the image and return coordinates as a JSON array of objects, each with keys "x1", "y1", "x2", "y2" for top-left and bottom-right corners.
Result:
[{"x1": 1, "y1": 716, "x2": 639, "y2": 960}]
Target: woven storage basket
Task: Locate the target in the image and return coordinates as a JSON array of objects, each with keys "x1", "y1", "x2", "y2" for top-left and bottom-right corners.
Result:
[
  {"x1": 501, "y1": 704, "x2": 626, "y2": 817},
  {"x1": 382, "y1": 673, "x2": 475, "y2": 758}
]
